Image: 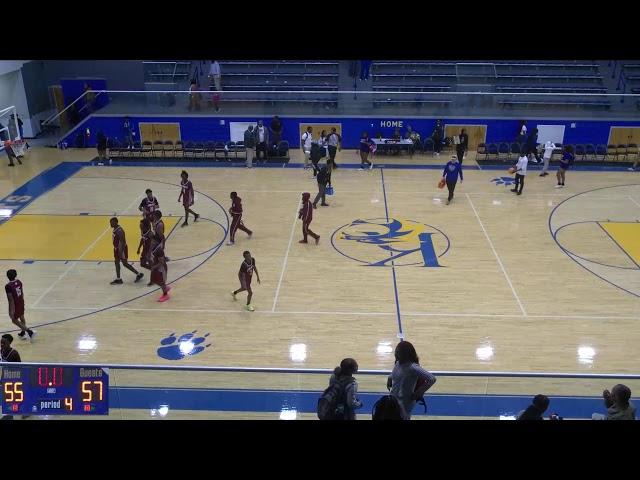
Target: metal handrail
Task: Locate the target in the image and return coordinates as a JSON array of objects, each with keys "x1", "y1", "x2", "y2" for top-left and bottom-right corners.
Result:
[{"x1": 6, "y1": 362, "x2": 640, "y2": 379}]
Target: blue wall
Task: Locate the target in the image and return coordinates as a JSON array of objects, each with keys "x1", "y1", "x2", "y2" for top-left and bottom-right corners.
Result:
[{"x1": 63, "y1": 115, "x2": 640, "y2": 149}]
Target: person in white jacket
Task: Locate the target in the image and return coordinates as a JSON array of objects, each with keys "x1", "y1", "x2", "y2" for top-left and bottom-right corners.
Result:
[
  {"x1": 540, "y1": 140, "x2": 556, "y2": 177},
  {"x1": 511, "y1": 154, "x2": 528, "y2": 195}
]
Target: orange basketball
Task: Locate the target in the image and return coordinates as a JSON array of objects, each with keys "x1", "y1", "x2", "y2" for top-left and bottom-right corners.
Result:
[
  {"x1": 437, "y1": 178, "x2": 446, "y2": 189},
  {"x1": 508, "y1": 167, "x2": 516, "y2": 174}
]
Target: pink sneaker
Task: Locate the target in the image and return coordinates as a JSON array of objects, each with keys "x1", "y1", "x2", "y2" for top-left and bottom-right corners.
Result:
[{"x1": 157, "y1": 294, "x2": 170, "y2": 302}]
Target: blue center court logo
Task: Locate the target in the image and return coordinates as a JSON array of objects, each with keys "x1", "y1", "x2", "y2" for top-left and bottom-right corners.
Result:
[
  {"x1": 491, "y1": 176, "x2": 516, "y2": 186},
  {"x1": 331, "y1": 218, "x2": 450, "y2": 267}
]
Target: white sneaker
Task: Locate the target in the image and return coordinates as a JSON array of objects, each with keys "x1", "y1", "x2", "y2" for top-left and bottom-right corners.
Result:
[
  {"x1": 227, "y1": 241, "x2": 234, "y2": 246},
  {"x1": 555, "y1": 184, "x2": 564, "y2": 188},
  {"x1": 369, "y1": 162, "x2": 374, "y2": 170},
  {"x1": 28, "y1": 330, "x2": 36, "y2": 341},
  {"x1": 231, "y1": 291, "x2": 236, "y2": 301},
  {"x1": 19, "y1": 333, "x2": 29, "y2": 341},
  {"x1": 629, "y1": 167, "x2": 636, "y2": 171}
]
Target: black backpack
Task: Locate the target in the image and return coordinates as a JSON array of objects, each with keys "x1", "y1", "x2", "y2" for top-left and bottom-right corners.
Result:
[{"x1": 317, "y1": 376, "x2": 352, "y2": 420}]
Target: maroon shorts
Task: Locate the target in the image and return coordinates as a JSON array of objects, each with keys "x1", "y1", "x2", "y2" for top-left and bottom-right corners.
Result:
[
  {"x1": 151, "y1": 269, "x2": 166, "y2": 285},
  {"x1": 114, "y1": 245, "x2": 129, "y2": 261},
  {"x1": 10, "y1": 302, "x2": 24, "y2": 319},
  {"x1": 239, "y1": 272, "x2": 252, "y2": 289}
]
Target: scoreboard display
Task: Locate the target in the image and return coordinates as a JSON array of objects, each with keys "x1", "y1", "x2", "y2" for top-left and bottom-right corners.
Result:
[{"x1": 1, "y1": 366, "x2": 109, "y2": 415}]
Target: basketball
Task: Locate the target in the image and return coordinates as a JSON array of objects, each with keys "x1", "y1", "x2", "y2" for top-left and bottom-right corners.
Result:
[
  {"x1": 508, "y1": 167, "x2": 516, "y2": 174},
  {"x1": 438, "y1": 178, "x2": 446, "y2": 189}
]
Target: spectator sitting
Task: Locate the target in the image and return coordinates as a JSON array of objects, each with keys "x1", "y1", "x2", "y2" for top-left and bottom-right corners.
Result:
[
  {"x1": 372, "y1": 395, "x2": 404, "y2": 421},
  {"x1": 517, "y1": 394, "x2": 550, "y2": 420},
  {"x1": 594, "y1": 384, "x2": 636, "y2": 420}
]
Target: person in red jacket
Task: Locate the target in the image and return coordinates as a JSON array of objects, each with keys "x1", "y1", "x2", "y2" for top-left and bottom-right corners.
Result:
[{"x1": 299, "y1": 192, "x2": 320, "y2": 244}]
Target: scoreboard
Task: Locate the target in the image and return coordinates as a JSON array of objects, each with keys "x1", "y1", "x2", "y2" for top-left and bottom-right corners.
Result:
[{"x1": 1, "y1": 366, "x2": 109, "y2": 415}]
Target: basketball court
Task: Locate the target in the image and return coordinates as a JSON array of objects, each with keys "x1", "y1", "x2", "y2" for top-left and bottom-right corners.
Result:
[{"x1": 1, "y1": 147, "x2": 639, "y2": 419}]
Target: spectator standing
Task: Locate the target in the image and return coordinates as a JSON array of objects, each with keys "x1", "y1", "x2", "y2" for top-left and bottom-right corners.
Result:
[
  {"x1": 387, "y1": 341, "x2": 437, "y2": 420},
  {"x1": 312, "y1": 164, "x2": 331, "y2": 208},
  {"x1": 188, "y1": 80, "x2": 201, "y2": 111},
  {"x1": 516, "y1": 120, "x2": 527, "y2": 143},
  {"x1": 84, "y1": 83, "x2": 96, "y2": 114},
  {"x1": 318, "y1": 129, "x2": 328, "y2": 159},
  {"x1": 456, "y1": 128, "x2": 469, "y2": 164},
  {"x1": 327, "y1": 127, "x2": 341, "y2": 169},
  {"x1": 244, "y1": 125, "x2": 256, "y2": 168},
  {"x1": 511, "y1": 153, "x2": 528, "y2": 195},
  {"x1": 254, "y1": 120, "x2": 269, "y2": 162},
  {"x1": 540, "y1": 140, "x2": 556, "y2": 177},
  {"x1": 96, "y1": 130, "x2": 109, "y2": 164},
  {"x1": 359, "y1": 131, "x2": 374, "y2": 169},
  {"x1": 319, "y1": 358, "x2": 363, "y2": 420},
  {"x1": 517, "y1": 395, "x2": 550, "y2": 420},
  {"x1": 360, "y1": 60, "x2": 372, "y2": 81},
  {"x1": 432, "y1": 120, "x2": 444, "y2": 156},
  {"x1": 526, "y1": 128, "x2": 542, "y2": 164},
  {"x1": 301, "y1": 126, "x2": 313, "y2": 169},
  {"x1": 601, "y1": 384, "x2": 636, "y2": 420},
  {"x1": 442, "y1": 154, "x2": 463, "y2": 205},
  {"x1": 556, "y1": 146, "x2": 574, "y2": 188},
  {"x1": 269, "y1": 115, "x2": 283, "y2": 147},
  {"x1": 123, "y1": 116, "x2": 135, "y2": 149},
  {"x1": 208, "y1": 60, "x2": 222, "y2": 92}
]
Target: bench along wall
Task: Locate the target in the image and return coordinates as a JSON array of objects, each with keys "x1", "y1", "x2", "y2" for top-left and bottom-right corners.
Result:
[{"x1": 61, "y1": 115, "x2": 640, "y2": 149}]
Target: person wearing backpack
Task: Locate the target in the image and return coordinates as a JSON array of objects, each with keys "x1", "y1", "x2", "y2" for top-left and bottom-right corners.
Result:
[
  {"x1": 317, "y1": 358, "x2": 363, "y2": 420},
  {"x1": 387, "y1": 341, "x2": 437, "y2": 420}
]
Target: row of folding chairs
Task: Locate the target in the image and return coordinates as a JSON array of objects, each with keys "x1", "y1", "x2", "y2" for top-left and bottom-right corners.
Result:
[
  {"x1": 476, "y1": 143, "x2": 639, "y2": 162},
  {"x1": 108, "y1": 139, "x2": 290, "y2": 159}
]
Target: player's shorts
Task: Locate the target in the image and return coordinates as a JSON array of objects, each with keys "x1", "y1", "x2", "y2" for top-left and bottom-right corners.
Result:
[
  {"x1": 10, "y1": 302, "x2": 24, "y2": 319},
  {"x1": 114, "y1": 245, "x2": 129, "y2": 261},
  {"x1": 559, "y1": 163, "x2": 570, "y2": 170},
  {"x1": 239, "y1": 272, "x2": 251, "y2": 289},
  {"x1": 151, "y1": 267, "x2": 167, "y2": 285}
]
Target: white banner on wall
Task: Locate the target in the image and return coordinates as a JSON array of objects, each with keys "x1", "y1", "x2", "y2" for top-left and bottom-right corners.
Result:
[
  {"x1": 230, "y1": 122, "x2": 256, "y2": 142},
  {"x1": 536, "y1": 125, "x2": 566, "y2": 145}
]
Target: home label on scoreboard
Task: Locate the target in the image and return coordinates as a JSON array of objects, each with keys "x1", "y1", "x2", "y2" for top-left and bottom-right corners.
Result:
[{"x1": 1, "y1": 366, "x2": 109, "y2": 415}]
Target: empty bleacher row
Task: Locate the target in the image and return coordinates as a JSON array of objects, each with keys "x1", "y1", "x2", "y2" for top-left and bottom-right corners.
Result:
[
  {"x1": 106, "y1": 139, "x2": 290, "y2": 161},
  {"x1": 476, "y1": 142, "x2": 638, "y2": 164},
  {"x1": 371, "y1": 60, "x2": 610, "y2": 111}
]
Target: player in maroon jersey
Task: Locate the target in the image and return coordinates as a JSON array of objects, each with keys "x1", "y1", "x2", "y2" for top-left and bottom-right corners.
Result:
[
  {"x1": 110, "y1": 217, "x2": 144, "y2": 285},
  {"x1": 5, "y1": 270, "x2": 35, "y2": 341},
  {"x1": 136, "y1": 218, "x2": 153, "y2": 269},
  {"x1": 177, "y1": 170, "x2": 199, "y2": 227},
  {"x1": 149, "y1": 234, "x2": 171, "y2": 302},
  {"x1": 231, "y1": 250, "x2": 260, "y2": 311},
  {"x1": 138, "y1": 189, "x2": 159, "y2": 221},
  {"x1": 298, "y1": 192, "x2": 320, "y2": 244},
  {"x1": 1, "y1": 334, "x2": 21, "y2": 362},
  {"x1": 227, "y1": 191, "x2": 253, "y2": 246}
]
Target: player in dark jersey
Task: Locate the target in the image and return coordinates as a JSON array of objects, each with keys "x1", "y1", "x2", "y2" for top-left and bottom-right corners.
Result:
[
  {"x1": 298, "y1": 192, "x2": 320, "y2": 244},
  {"x1": 110, "y1": 217, "x2": 144, "y2": 285},
  {"x1": 227, "y1": 191, "x2": 253, "y2": 245},
  {"x1": 556, "y1": 146, "x2": 574, "y2": 188},
  {"x1": 138, "y1": 189, "x2": 159, "y2": 221},
  {"x1": 177, "y1": 170, "x2": 199, "y2": 227},
  {"x1": 136, "y1": 218, "x2": 153, "y2": 269},
  {"x1": 5, "y1": 270, "x2": 35, "y2": 341},
  {"x1": 149, "y1": 234, "x2": 171, "y2": 302},
  {"x1": 231, "y1": 250, "x2": 260, "y2": 311}
]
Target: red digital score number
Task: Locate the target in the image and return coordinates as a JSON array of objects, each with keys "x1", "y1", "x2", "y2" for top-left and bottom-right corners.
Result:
[
  {"x1": 3, "y1": 382, "x2": 24, "y2": 402},
  {"x1": 37, "y1": 367, "x2": 64, "y2": 387},
  {"x1": 81, "y1": 380, "x2": 103, "y2": 402}
]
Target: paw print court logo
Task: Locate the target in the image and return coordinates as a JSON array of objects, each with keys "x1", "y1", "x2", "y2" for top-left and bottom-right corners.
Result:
[
  {"x1": 491, "y1": 177, "x2": 516, "y2": 186},
  {"x1": 157, "y1": 330, "x2": 212, "y2": 360}
]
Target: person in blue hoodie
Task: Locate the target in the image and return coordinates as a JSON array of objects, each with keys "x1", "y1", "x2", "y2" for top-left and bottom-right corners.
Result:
[{"x1": 442, "y1": 154, "x2": 463, "y2": 205}]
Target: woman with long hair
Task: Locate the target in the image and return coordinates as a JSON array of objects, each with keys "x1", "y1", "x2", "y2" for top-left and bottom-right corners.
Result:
[{"x1": 387, "y1": 341, "x2": 437, "y2": 419}]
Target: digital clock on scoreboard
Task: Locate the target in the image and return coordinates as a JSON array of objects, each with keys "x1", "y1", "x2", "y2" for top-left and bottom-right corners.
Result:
[{"x1": 1, "y1": 366, "x2": 109, "y2": 415}]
